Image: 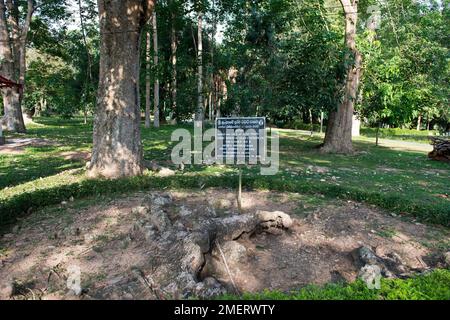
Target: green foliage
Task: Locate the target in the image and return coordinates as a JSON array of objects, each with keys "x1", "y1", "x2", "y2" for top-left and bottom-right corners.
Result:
[
  {"x1": 25, "y1": 0, "x2": 99, "y2": 118},
  {"x1": 217, "y1": 269, "x2": 450, "y2": 300},
  {"x1": 17, "y1": 0, "x2": 449, "y2": 131},
  {"x1": 219, "y1": 0, "x2": 344, "y2": 123},
  {"x1": 24, "y1": 51, "x2": 80, "y2": 117},
  {"x1": 358, "y1": 0, "x2": 449, "y2": 131}
]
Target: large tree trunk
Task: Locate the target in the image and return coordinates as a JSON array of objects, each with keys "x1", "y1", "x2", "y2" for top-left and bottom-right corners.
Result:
[
  {"x1": 152, "y1": 11, "x2": 160, "y2": 128},
  {"x1": 1, "y1": 87, "x2": 24, "y2": 132},
  {"x1": 145, "y1": 30, "x2": 151, "y2": 128},
  {"x1": 195, "y1": 10, "x2": 204, "y2": 121},
  {"x1": 89, "y1": 0, "x2": 154, "y2": 179},
  {"x1": 170, "y1": 6, "x2": 178, "y2": 123},
  {"x1": 0, "y1": 0, "x2": 33, "y2": 133},
  {"x1": 321, "y1": 0, "x2": 361, "y2": 154}
]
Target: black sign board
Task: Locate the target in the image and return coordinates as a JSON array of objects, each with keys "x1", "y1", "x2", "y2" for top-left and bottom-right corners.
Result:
[{"x1": 215, "y1": 117, "x2": 266, "y2": 164}]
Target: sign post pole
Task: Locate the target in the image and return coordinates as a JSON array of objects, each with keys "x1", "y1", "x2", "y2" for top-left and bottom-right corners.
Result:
[{"x1": 238, "y1": 166, "x2": 242, "y2": 212}]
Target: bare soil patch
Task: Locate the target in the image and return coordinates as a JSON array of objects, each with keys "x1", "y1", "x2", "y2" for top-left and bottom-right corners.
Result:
[
  {"x1": 0, "y1": 138, "x2": 59, "y2": 155},
  {"x1": 59, "y1": 151, "x2": 91, "y2": 161},
  {"x1": 0, "y1": 189, "x2": 448, "y2": 300}
]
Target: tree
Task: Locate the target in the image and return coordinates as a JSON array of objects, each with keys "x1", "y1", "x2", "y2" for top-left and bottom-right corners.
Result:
[
  {"x1": 77, "y1": 0, "x2": 95, "y2": 124},
  {"x1": 0, "y1": 0, "x2": 34, "y2": 133},
  {"x1": 145, "y1": 28, "x2": 151, "y2": 128},
  {"x1": 195, "y1": 2, "x2": 204, "y2": 121},
  {"x1": 170, "y1": 0, "x2": 178, "y2": 123},
  {"x1": 152, "y1": 10, "x2": 160, "y2": 128},
  {"x1": 321, "y1": 0, "x2": 361, "y2": 154},
  {"x1": 88, "y1": 0, "x2": 154, "y2": 179}
]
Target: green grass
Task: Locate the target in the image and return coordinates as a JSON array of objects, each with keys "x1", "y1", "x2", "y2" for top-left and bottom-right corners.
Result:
[
  {"x1": 1, "y1": 117, "x2": 449, "y2": 228},
  {"x1": 282, "y1": 121, "x2": 442, "y2": 143},
  {"x1": 217, "y1": 269, "x2": 450, "y2": 300},
  {"x1": 360, "y1": 127, "x2": 441, "y2": 143}
]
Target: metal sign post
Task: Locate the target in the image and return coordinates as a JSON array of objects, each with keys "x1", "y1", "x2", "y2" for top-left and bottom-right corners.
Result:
[
  {"x1": 238, "y1": 166, "x2": 243, "y2": 211},
  {"x1": 216, "y1": 117, "x2": 266, "y2": 213}
]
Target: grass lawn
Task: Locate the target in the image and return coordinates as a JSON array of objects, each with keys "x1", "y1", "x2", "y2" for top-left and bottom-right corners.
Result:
[
  {"x1": 1, "y1": 117, "x2": 449, "y2": 228},
  {"x1": 218, "y1": 269, "x2": 450, "y2": 300},
  {"x1": 360, "y1": 127, "x2": 442, "y2": 143},
  {"x1": 0, "y1": 117, "x2": 449, "y2": 300}
]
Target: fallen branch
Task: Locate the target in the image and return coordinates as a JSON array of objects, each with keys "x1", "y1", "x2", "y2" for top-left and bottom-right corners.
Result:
[{"x1": 215, "y1": 239, "x2": 240, "y2": 296}]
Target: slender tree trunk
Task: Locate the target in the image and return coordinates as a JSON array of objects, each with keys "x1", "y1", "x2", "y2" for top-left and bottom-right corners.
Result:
[
  {"x1": 417, "y1": 114, "x2": 422, "y2": 131},
  {"x1": 320, "y1": 111, "x2": 324, "y2": 134},
  {"x1": 322, "y1": 0, "x2": 361, "y2": 154},
  {"x1": 170, "y1": 4, "x2": 178, "y2": 123},
  {"x1": 0, "y1": 120, "x2": 4, "y2": 145},
  {"x1": 195, "y1": 11, "x2": 204, "y2": 121},
  {"x1": 352, "y1": 114, "x2": 361, "y2": 137},
  {"x1": 89, "y1": 0, "x2": 154, "y2": 179},
  {"x1": 17, "y1": 0, "x2": 33, "y2": 104},
  {"x1": 152, "y1": 11, "x2": 160, "y2": 128},
  {"x1": 376, "y1": 121, "x2": 381, "y2": 146},
  {"x1": 78, "y1": 0, "x2": 92, "y2": 125},
  {"x1": 78, "y1": 0, "x2": 92, "y2": 79},
  {"x1": 216, "y1": 92, "x2": 221, "y2": 118},
  {"x1": 207, "y1": 3, "x2": 216, "y2": 122},
  {"x1": 208, "y1": 91, "x2": 213, "y2": 121},
  {"x1": 145, "y1": 30, "x2": 151, "y2": 128}
]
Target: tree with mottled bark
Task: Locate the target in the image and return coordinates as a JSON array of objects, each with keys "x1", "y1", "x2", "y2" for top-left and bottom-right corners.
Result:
[
  {"x1": 78, "y1": 0, "x2": 93, "y2": 125},
  {"x1": 321, "y1": 0, "x2": 361, "y2": 154},
  {"x1": 88, "y1": 0, "x2": 154, "y2": 179},
  {"x1": 170, "y1": 0, "x2": 178, "y2": 123},
  {"x1": 152, "y1": 10, "x2": 160, "y2": 128},
  {"x1": 195, "y1": 8, "x2": 203, "y2": 122},
  {"x1": 145, "y1": 28, "x2": 151, "y2": 128},
  {"x1": 0, "y1": 0, "x2": 35, "y2": 133}
]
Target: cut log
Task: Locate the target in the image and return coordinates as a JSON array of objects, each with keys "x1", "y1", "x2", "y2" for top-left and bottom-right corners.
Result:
[{"x1": 428, "y1": 137, "x2": 450, "y2": 162}]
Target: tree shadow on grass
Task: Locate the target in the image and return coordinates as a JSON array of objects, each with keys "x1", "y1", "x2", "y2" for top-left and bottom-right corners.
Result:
[{"x1": 0, "y1": 154, "x2": 85, "y2": 190}]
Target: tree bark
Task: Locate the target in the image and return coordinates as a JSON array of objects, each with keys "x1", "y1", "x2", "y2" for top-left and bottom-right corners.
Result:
[
  {"x1": 152, "y1": 11, "x2": 160, "y2": 128},
  {"x1": 78, "y1": 0, "x2": 93, "y2": 125},
  {"x1": 352, "y1": 113, "x2": 361, "y2": 137},
  {"x1": 195, "y1": 10, "x2": 204, "y2": 121},
  {"x1": 417, "y1": 114, "x2": 422, "y2": 131},
  {"x1": 376, "y1": 121, "x2": 381, "y2": 146},
  {"x1": 170, "y1": 2, "x2": 177, "y2": 123},
  {"x1": 320, "y1": 111, "x2": 324, "y2": 134},
  {"x1": 0, "y1": 0, "x2": 33, "y2": 133},
  {"x1": 321, "y1": 0, "x2": 361, "y2": 154},
  {"x1": 145, "y1": 30, "x2": 151, "y2": 128},
  {"x1": 0, "y1": 120, "x2": 4, "y2": 145},
  {"x1": 89, "y1": 0, "x2": 154, "y2": 179}
]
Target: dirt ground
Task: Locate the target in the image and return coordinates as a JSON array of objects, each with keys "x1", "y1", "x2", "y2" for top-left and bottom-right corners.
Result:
[
  {"x1": 0, "y1": 189, "x2": 449, "y2": 300},
  {"x1": 0, "y1": 137, "x2": 91, "y2": 161},
  {"x1": 0, "y1": 138, "x2": 58, "y2": 155}
]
